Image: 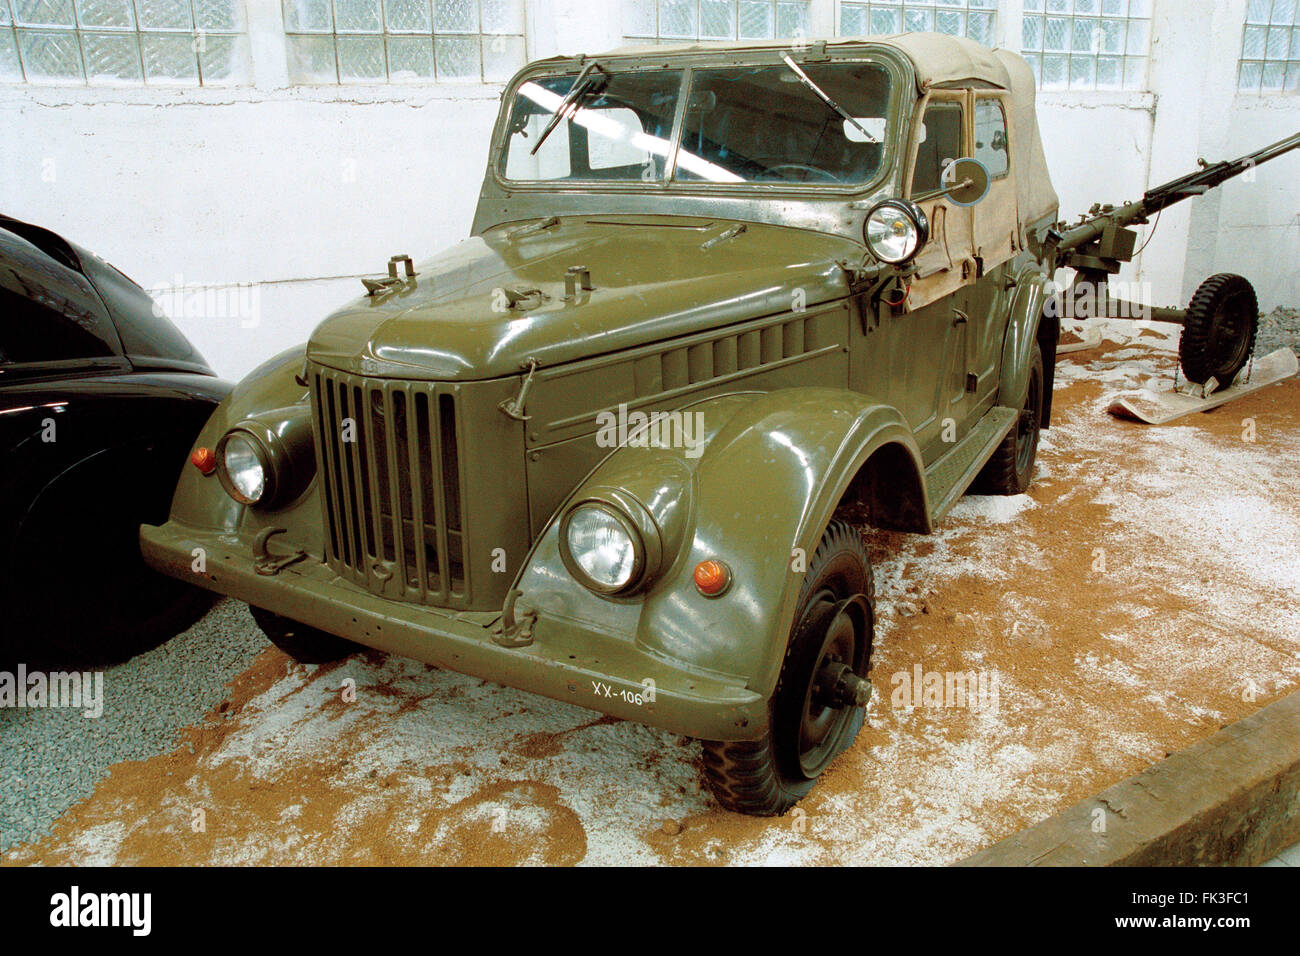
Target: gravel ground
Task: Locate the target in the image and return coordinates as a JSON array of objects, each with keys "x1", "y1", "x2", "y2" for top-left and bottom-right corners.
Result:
[
  {"x1": 0, "y1": 599, "x2": 263, "y2": 852},
  {"x1": 1257, "y1": 307, "x2": 1300, "y2": 359}
]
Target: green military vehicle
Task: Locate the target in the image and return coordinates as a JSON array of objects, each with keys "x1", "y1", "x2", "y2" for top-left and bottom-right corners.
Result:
[{"x1": 140, "y1": 34, "x2": 1085, "y2": 815}]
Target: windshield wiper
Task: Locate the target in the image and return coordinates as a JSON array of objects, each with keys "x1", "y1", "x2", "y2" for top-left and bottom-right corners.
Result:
[
  {"x1": 531, "y1": 61, "x2": 607, "y2": 156},
  {"x1": 780, "y1": 54, "x2": 878, "y2": 144}
]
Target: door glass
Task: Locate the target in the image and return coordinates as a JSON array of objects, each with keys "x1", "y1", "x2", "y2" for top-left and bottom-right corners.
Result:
[
  {"x1": 973, "y1": 99, "x2": 1009, "y2": 178},
  {"x1": 911, "y1": 101, "x2": 964, "y2": 196}
]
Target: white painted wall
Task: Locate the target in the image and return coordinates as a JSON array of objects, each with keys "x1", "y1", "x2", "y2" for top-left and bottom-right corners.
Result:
[{"x1": 0, "y1": 0, "x2": 1295, "y2": 380}]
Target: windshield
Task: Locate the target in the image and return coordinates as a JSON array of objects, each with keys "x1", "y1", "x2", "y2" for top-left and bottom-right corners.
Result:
[
  {"x1": 679, "y1": 62, "x2": 890, "y2": 185},
  {"x1": 502, "y1": 69, "x2": 684, "y2": 183},
  {"x1": 500, "y1": 59, "x2": 893, "y2": 188}
]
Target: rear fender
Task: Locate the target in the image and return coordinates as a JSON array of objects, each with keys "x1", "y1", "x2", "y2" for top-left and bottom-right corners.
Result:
[{"x1": 999, "y1": 267, "x2": 1059, "y2": 425}]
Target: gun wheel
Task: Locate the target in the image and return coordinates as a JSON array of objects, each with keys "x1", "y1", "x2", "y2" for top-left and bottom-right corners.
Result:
[
  {"x1": 701, "y1": 520, "x2": 874, "y2": 816},
  {"x1": 1179, "y1": 273, "x2": 1258, "y2": 386}
]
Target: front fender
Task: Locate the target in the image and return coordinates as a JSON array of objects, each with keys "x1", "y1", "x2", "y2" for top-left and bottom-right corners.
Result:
[
  {"x1": 515, "y1": 387, "x2": 926, "y2": 702},
  {"x1": 162, "y1": 345, "x2": 312, "y2": 537}
]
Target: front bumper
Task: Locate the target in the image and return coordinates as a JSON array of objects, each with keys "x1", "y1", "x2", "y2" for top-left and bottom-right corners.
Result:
[{"x1": 141, "y1": 521, "x2": 768, "y2": 741}]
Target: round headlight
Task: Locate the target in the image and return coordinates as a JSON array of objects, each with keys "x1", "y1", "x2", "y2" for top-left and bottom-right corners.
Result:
[
  {"x1": 560, "y1": 502, "x2": 644, "y2": 595},
  {"x1": 864, "y1": 199, "x2": 930, "y2": 265},
  {"x1": 218, "y1": 432, "x2": 268, "y2": 505}
]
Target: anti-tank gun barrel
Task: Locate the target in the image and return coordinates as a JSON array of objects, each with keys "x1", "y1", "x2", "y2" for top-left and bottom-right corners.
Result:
[{"x1": 1046, "y1": 131, "x2": 1300, "y2": 268}]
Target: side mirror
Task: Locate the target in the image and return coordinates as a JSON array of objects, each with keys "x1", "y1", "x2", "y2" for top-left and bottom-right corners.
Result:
[{"x1": 939, "y1": 157, "x2": 990, "y2": 207}]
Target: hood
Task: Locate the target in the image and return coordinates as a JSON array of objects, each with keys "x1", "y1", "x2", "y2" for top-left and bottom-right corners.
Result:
[{"x1": 308, "y1": 215, "x2": 858, "y2": 381}]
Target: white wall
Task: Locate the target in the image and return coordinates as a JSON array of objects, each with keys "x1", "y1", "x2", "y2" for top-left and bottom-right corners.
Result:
[{"x1": 0, "y1": 0, "x2": 1296, "y2": 381}]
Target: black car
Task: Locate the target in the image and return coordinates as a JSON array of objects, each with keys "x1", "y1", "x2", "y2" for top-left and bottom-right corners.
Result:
[{"x1": 0, "y1": 214, "x2": 231, "y2": 666}]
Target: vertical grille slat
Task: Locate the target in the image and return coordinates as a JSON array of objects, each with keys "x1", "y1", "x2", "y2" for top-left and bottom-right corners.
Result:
[
  {"x1": 379, "y1": 385, "x2": 410, "y2": 595},
  {"x1": 324, "y1": 382, "x2": 353, "y2": 567},
  {"x1": 350, "y1": 384, "x2": 376, "y2": 559},
  {"x1": 336, "y1": 381, "x2": 365, "y2": 565},
  {"x1": 310, "y1": 366, "x2": 468, "y2": 607},
  {"x1": 393, "y1": 389, "x2": 415, "y2": 591},
  {"x1": 439, "y1": 394, "x2": 464, "y2": 593},
  {"x1": 410, "y1": 392, "x2": 435, "y2": 599},
  {"x1": 314, "y1": 375, "x2": 343, "y2": 563},
  {"x1": 360, "y1": 386, "x2": 387, "y2": 565},
  {"x1": 422, "y1": 392, "x2": 447, "y2": 598}
]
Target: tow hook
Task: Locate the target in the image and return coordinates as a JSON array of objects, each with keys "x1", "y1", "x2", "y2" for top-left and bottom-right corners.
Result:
[
  {"x1": 253, "y1": 527, "x2": 307, "y2": 576},
  {"x1": 492, "y1": 588, "x2": 537, "y2": 648}
]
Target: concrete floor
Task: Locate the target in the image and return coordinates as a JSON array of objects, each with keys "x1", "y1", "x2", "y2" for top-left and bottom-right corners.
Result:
[{"x1": 1262, "y1": 841, "x2": 1300, "y2": 867}]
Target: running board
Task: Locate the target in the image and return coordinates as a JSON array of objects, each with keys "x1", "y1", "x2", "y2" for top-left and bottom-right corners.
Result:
[{"x1": 924, "y1": 405, "x2": 1018, "y2": 524}]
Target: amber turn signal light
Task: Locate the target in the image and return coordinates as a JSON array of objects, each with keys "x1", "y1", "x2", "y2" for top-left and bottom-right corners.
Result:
[
  {"x1": 693, "y1": 559, "x2": 731, "y2": 597},
  {"x1": 191, "y1": 446, "x2": 217, "y2": 475}
]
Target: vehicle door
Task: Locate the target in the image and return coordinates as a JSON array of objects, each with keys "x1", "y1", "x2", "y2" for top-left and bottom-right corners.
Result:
[
  {"x1": 896, "y1": 91, "x2": 976, "y2": 460},
  {"x1": 964, "y1": 90, "x2": 1019, "y2": 406}
]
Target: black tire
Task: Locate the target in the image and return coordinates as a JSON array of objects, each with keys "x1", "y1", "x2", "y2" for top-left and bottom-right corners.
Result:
[
  {"x1": 1180, "y1": 273, "x2": 1258, "y2": 386},
  {"x1": 249, "y1": 606, "x2": 361, "y2": 664},
  {"x1": 702, "y1": 519, "x2": 875, "y2": 816},
  {"x1": 974, "y1": 341, "x2": 1043, "y2": 495},
  {"x1": 6, "y1": 579, "x2": 214, "y2": 671},
  {"x1": 3, "y1": 476, "x2": 216, "y2": 670}
]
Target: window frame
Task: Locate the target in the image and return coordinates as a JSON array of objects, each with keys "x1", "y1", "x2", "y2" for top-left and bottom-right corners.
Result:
[
  {"x1": 493, "y1": 51, "x2": 905, "y2": 199},
  {"x1": 281, "y1": 0, "x2": 529, "y2": 86},
  {"x1": 622, "y1": 0, "x2": 815, "y2": 44},
  {"x1": 905, "y1": 89, "x2": 967, "y2": 202},
  {"x1": 1236, "y1": 0, "x2": 1300, "y2": 93},
  {"x1": 0, "y1": 0, "x2": 252, "y2": 87},
  {"x1": 1019, "y1": 0, "x2": 1152, "y2": 93},
  {"x1": 835, "y1": 0, "x2": 998, "y2": 45}
]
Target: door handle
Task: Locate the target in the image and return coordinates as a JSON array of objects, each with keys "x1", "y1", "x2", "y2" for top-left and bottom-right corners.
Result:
[{"x1": 952, "y1": 309, "x2": 969, "y2": 327}]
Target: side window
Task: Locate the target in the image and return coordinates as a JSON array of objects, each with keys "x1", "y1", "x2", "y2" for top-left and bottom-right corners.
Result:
[
  {"x1": 911, "y1": 102, "x2": 964, "y2": 197},
  {"x1": 0, "y1": 256, "x2": 116, "y2": 365},
  {"x1": 974, "y1": 99, "x2": 1009, "y2": 179}
]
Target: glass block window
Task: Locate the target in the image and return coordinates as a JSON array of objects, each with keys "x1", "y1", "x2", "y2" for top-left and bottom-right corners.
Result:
[
  {"x1": 623, "y1": 1, "x2": 812, "y2": 43},
  {"x1": 1022, "y1": 0, "x2": 1151, "y2": 91},
  {"x1": 0, "y1": 0, "x2": 250, "y2": 85},
  {"x1": 1239, "y1": 0, "x2": 1300, "y2": 91},
  {"x1": 837, "y1": 1, "x2": 997, "y2": 47},
  {"x1": 284, "y1": 0, "x2": 526, "y2": 84}
]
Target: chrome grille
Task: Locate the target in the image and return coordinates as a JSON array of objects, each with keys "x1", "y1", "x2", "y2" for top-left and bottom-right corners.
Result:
[{"x1": 311, "y1": 365, "x2": 467, "y2": 605}]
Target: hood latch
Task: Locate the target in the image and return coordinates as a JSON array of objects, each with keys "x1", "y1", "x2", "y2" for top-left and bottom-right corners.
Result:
[
  {"x1": 497, "y1": 358, "x2": 539, "y2": 422},
  {"x1": 361, "y1": 254, "x2": 418, "y2": 297}
]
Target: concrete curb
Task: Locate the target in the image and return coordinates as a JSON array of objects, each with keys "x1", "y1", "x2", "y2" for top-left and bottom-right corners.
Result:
[{"x1": 959, "y1": 690, "x2": 1300, "y2": 866}]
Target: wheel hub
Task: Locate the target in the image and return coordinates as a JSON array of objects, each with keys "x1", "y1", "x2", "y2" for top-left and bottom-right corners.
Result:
[
  {"x1": 814, "y1": 660, "x2": 873, "y2": 709},
  {"x1": 794, "y1": 594, "x2": 872, "y2": 777}
]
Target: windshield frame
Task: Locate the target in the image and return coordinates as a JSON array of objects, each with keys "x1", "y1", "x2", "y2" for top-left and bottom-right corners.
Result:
[{"x1": 492, "y1": 48, "x2": 906, "y2": 199}]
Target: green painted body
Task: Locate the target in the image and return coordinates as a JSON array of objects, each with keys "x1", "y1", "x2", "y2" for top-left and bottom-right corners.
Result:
[{"x1": 142, "y1": 35, "x2": 1060, "y2": 741}]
